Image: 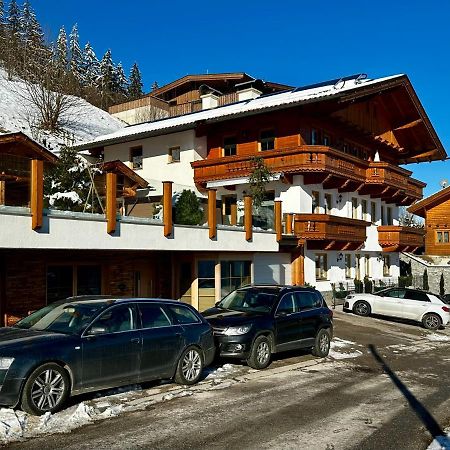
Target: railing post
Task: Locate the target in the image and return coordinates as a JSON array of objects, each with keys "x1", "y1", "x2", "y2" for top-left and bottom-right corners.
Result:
[
  {"x1": 31, "y1": 159, "x2": 43, "y2": 230},
  {"x1": 163, "y1": 181, "x2": 173, "y2": 237},
  {"x1": 0, "y1": 180, "x2": 5, "y2": 206},
  {"x1": 208, "y1": 189, "x2": 217, "y2": 239},
  {"x1": 275, "y1": 200, "x2": 282, "y2": 242},
  {"x1": 244, "y1": 195, "x2": 253, "y2": 241},
  {"x1": 291, "y1": 245, "x2": 305, "y2": 285},
  {"x1": 106, "y1": 172, "x2": 117, "y2": 234},
  {"x1": 286, "y1": 213, "x2": 293, "y2": 234},
  {"x1": 230, "y1": 201, "x2": 237, "y2": 226}
]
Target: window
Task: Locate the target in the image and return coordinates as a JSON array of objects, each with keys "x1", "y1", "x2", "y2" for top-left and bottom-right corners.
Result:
[
  {"x1": 345, "y1": 254, "x2": 352, "y2": 278},
  {"x1": 47, "y1": 266, "x2": 73, "y2": 304},
  {"x1": 222, "y1": 195, "x2": 237, "y2": 225},
  {"x1": 312, "y1": 191, "x2": 320, "y2": 213},
  {"x1": 315, "y1": 254, "x2": 327, "y2": 280},
  {"x1": 323, "y1": 134, "x2": 331, "y2": 146},
  {"x1": 381, "y1": 206, "x2": 386, "y2": 225},
  {"x1": 198, "y1": 260, "x2": 216, "y2": 311},
  {"x1": 260, "y1": 130, "x2": 275, "y2": 151},
  {"x1": 168, "y1": 146, "x2": 180, "y2": 163},
  {"x1": 90, "y1": 305, "x2": 136, "y2": 334},
  {"x1": 371, "y1": 202, "x2": 377, "y2": 224},
  {"x1": 77, "y1": 266, "x2": 102, "y2": 296},
  {"x1": 139, "y1": 304, "x2": 171, "y2": 328},
  {"x1": 352, "y1": 198, "x2": 358, "y2": 219},
  {"x1": 276, "y1": 293, "x2": 296, "y2": 315},
  {"x1": 295, "y1": 291, "x2": 322, "y2": 310},
  {"x1": 362, "y1": 200, "x2": 368, "y2": 221},
  {"x1": 364, "y1": 255, "x2": 370, "y2": 277},
  {"x1": 324, "y1": 193, "x2": 332, "y2": 214},
  {"x1": 383, "y1": 255, "x2": 390, "y2": 277},
  {"x1": 311, "y1": 129, "x2": 319, "y2": 145},
  {"x1": 223, "y1": 137, "x2": 237, "y2": 157},
  {"x1": 221, "y1": 260, "x2": 251, "y2": 297},
  {"x1": 355, "y1": 254, "x2": 361, "y2": 280},
  {"x1": 404, "y1": 290, "x2": 430, "y2": 302},
  {"x1": 383, "y1": 289, "x2": 405, "y2": 299},
  {"x1": 130, "y1": 146, "x2": 143, "y2": 169},
  {"x1": 168, "y1": 305, "x2": 200, "y2": 324},
  {"x1": 387, "y1": 207, "x2": 393, "y2": 225},
  {"x1": 436, "y1": 231, "x2": 450, "y2": 244}
]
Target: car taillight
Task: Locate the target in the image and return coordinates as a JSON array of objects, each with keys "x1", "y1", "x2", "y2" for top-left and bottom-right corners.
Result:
[{"x1": 442, "y1": 306, "x2": 450, "y2": 313}]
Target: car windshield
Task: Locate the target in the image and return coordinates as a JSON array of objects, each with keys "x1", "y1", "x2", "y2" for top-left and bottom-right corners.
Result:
[
  {"x1": 14, "y1": 300, "x2": 109, "y2": 335},
  {"x1": 217, "y1": 288, "x2": 278, "y2": 313}
]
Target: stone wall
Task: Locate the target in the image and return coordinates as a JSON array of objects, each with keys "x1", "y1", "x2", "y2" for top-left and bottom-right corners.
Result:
[{"x1": 400, "y1": 253, "x2": 450, "y2": 295}]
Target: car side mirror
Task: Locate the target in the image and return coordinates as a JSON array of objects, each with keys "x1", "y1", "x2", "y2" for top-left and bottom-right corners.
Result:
[
  {"x1": 276, "y1": 311, "x2": 288, "y2": 317},
  {"x1": 87, "y1": 325, "x2": 107, "y2": 336}
]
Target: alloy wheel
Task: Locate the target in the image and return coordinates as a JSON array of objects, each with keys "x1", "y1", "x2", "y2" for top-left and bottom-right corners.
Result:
[
  {"x1": 319, "y1": 332, "x2": 330, "y2": 353},
  {"x1": 256, "y1": 341, "x2": 270, "y2": 365},
  {"x1": 181, "y1": 349, "x2": 202, "y2": 382},
  {"x1": 31, "y1": 369, "x2": 65, "y2": 411},
  {"x1": 425, "y1": 315, "x2": 440, "y2": 329},
  {"x1": 355, "y1": 302, "x2": 369, "y2": 315}
]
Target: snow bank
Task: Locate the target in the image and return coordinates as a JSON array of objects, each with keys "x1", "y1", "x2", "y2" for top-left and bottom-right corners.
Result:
[
  {"x1": 328, "y1": 337, "x2": 363, "y2": 360},
  {"x1": 0, "y1": 68, "x2": 124, "y2": 153},
  {"x1": 425, "y1": 333, "x2": 450, "y2": 342}
]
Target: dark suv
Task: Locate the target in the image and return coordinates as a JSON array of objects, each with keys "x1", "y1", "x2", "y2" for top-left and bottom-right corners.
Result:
[{"x1": 202, "y1": 285, "x2": 333, "y2": 369}]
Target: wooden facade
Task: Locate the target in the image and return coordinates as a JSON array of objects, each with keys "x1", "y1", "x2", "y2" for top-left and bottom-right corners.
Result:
[{"x1": 408, "y1": 186, "x2": 450, "y2": 255}]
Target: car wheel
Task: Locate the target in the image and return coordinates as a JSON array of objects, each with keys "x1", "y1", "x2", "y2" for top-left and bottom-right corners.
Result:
[
  {"x1": 21, "y1": 363, "x2": 70, "y2": 416},
  {"x1": 246, "y1": 335, "x2": 271, "y2": 370},
  {"x1": 312, "y1": 328, "x2": 331, "y2": 357},
  {"x1": 422, "y1": 313, "x2": 442, "y2": 330},
  {"x1": 174, "y1": 346, "x2": 204, "y2": 385},
  {"x1": 353, "y1": 301, "x2": 371, "y2": 317}
]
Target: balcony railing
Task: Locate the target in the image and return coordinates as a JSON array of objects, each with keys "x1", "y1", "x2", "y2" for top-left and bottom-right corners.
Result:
[
  {"x1": 192, "y1": 145, "x2": 424, "y2": 204},
  {"x1": 293, "y1": 214, "x2": 370, "y2": 250},
  {"x1": 378, "y1": 225, "x2": 424, "y2": 251}
]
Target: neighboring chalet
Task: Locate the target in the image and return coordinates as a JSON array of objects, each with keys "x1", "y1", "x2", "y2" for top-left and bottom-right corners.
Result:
[
  {"x1": 0, "y1": 72, "x2": 445, "y2": 323},
  {"x1": 408, "y1": 186, "x2": 450, "y2": 255}
]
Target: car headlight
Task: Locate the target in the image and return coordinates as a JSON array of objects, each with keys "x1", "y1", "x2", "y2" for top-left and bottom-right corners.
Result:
[
  {"x1": 223, "y1": 325, "x2": 252, "y2": 336},
  {"x1": 346, "y1": 295, "x2": 354, "y2": 300},
  {"x1": 0, "y1": 358, "x2": 14, "y2": 370}
]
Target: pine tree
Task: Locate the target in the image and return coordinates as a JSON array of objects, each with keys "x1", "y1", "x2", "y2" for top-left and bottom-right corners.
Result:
[
  {"x1": 151, "y1": 81, "x2": 159, "y2": 91},
  {"x1": 7, "y1": 0, "x2": 20, "y2": 37},
  {"x1": 440, "y1": 273, "x2": 445, "y2": 296},
  {"x1": 55, "y1": 26, "x2": 68, "y2": 70},
  {"x1": 128, "y1": 63, "x2": 143, "y2": 99},
  {"x1": 82, "y1": 42, "x2": 99, "y2": 86},
  {"x1": 174, "y1": 190, "x2": 204, "y2": 225},
  {"x1": 0, "y1": 0, "x2": 5, "y2": 27},
  {"x1": 113, "y1": 62, "x2": 128, "y2": 95},
  {"x1": 99, "y1": 49, "x2": 114, "y2": 90},
  {"x1": 69, "y1": 24, "x2": 83, "y2": 80},
  {"x1": 423, "y1": 269, "x2": 429, "y2": 291}
]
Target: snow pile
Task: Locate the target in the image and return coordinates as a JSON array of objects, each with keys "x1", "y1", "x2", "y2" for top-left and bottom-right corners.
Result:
[
  {"x1": 425, "y1": 333, "x2": 450, "y2": 342},
  {"x1": 328, "y1": 338, "x2": 363, "y2": 360},
  {"x1": 0, "y1": 68, "x2": 124, "y2": 153}
]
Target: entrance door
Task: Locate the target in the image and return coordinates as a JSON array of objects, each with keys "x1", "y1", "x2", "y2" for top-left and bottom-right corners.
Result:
[{"x1": 82, "y1": 304, "x2": 142, "y2": 389}]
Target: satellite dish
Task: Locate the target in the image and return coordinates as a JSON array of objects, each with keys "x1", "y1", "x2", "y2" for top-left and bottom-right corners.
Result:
[{"x1": 440, "y1": 179, "x2": 448, "y2": 189}]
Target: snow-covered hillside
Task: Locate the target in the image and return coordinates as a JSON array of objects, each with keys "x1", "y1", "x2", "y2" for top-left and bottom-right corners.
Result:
[{"x1": 0, "y1": 68, "x2": 125, "y2": 153}]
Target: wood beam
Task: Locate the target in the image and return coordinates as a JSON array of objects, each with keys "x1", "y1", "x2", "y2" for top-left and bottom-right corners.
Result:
[
  {"x1": 286, "y1": 213, "x2": 293, "y2": 235},
  {"x1": 208, "y1": 189, "x2": 217, "y2": 239},
  {"x1": 0, "y1": 180, "x2": 5, "y2": 205},
  {"x1": 393, "y1": 118, "x2": 423, "y2": 131},
  {"x1": 31, "y1": 159, "x2": 43, "y2": 230},
  {"x1": 275, "y1": 200, "x2": 282, "y2": 242},
  {"x1": 163, "y1": 181, "x2": 173, "y2": 237},
  {"x1": 230, "y1": 202, "x2": 237, "y2": 226},
  {"x1": 106, "y1": 172, "x2": 117, "y2": 234},
  {"x1": 291, "y1": 246, "x2": 305, "y2": 286},
  {"x1": 244, "y1": 195, "x2": 252, "y2": 241}
]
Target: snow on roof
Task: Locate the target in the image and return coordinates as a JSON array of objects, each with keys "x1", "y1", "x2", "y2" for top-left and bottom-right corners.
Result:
[{"x1": 74, "y1": 74, "x2": 404, "y2": 150}]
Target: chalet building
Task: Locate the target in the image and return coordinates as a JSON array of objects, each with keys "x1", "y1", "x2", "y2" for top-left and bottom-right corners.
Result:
[
  {"x1": 0, "y1": 72, "x2": 445, "y2": 323},
  {"x1": 408, "y1": 186, "x2": 450, "y2": 255}
]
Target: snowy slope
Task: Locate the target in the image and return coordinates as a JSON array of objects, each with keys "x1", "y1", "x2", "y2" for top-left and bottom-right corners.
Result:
[{"x1": 0, "y1": 68, "x2": 124, "y2": 153}]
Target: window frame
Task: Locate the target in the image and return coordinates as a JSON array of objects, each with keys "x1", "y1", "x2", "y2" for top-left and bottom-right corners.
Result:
[
  {"x1": 324, "y1": 193, "x2": 333, "y2": 214},
  {"x1": 84, "y1": 304, "x2": 138, "y2": 337},
  {"x1": 168, "y1": 146, "x2": 181, "y2": 163},
  {"x1": 436, "y1": 230, "x2": 450, "y2": 244},
  {"x1": 137, "y1": 303, "x2": 173, "y2": 330},
  {"x1": 222, "y1": 136, "x2": 237, "y2": 157},
  {"x1": 312, "y1": 191, "x2": 320, "y2": 214},
  {"x1": 259, "y1": 129, "x2": 276, "y2": 152},
  {"x1": 130, "y1": 146, "x2": 143, "y2": 170},
  {"x1": 315, "y1": 253, "x2": 328, "y2": 280}
]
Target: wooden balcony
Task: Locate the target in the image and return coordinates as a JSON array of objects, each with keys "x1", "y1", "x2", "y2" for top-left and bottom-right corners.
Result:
[
  {"x1": 293, "y1": 214, "x2": 370, "y2": 250},
  {"x1": 192, "y1": 145, "x2": 423, "y2": 204},
  {"x1": 378, "y1": 225, "x2": 425, "y2": 252}
]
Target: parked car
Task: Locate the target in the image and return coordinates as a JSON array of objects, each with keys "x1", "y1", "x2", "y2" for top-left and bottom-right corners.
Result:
[
  {"x1": 202, "y1": 285, "x2": 333, "y2": 370},
  {"x1": 344, "y1": 288, "x2": 450, "y2": 330},
  {"x1": 0, "y1": 296, "x2": 215, "y2": 416}
]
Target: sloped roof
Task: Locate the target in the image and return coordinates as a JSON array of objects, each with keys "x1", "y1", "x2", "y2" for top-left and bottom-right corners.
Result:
[
  {"x1": 0, "y1": 132, "x2": 58, "y2": 163},
  {"x1": 101, "y1": 160, "x2": 149, "y2": 188},
  {"x1": 74, "y1": 73, "x2": 446, "y2": 163},
  {"x1": 408, "y1": 185, "x2": 450, "y2": 218}
]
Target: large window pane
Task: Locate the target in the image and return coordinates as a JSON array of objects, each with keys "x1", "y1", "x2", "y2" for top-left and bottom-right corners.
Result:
[
  {"x1": 220, "y1": 260, "x2": 251, "y2": 297},
  {"x1": 77, "y1": 266, "x2": 102, "y2": 296},
  {"x1": 198, "y1": 260, "x2": 216, "y2": 311},
  {"x1": 47, "y1": 266, "x2": 73, "y2": 303}
]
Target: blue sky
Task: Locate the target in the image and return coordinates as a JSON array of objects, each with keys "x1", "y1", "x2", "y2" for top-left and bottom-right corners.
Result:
[{"x1": 32, "y1": 0, "x2": 449, "y2": 196}]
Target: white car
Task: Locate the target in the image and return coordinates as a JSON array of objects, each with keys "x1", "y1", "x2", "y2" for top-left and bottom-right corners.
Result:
[{"x1": 344, "y1": 288, "x2": 450, "y2": 330}]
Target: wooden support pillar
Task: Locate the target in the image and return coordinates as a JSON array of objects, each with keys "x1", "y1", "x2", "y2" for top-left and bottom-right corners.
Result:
[
  {"x1": 275, "y1": 200, "x2": 282, "y2": 242},
  {"x1": 286, "y1": 213, "x2": 293, "y2": 234},
  {"x1": 208, "y1": 189, "x2": 217, "y2": 239},
  {"x1": 244, "y1": 195, "x2": 252, "y2": 241},
  {"x1": 31, "y1": 159, "x2": 43, "y2": 230},
  {"x1": 291, "y1": 246, "x2": 305, "y2": 286},
  {"x1": 106, "y1": 172, "x2": 117, "y2": 234},
  {"x1": 230, "y1": 202, "x2": 237, "y2": 226},
  {"x1": 0, "y1": 180, "x2": 5, "y2": 205},
  {"x1": 163, "y1": 181, "x2": 173, "y2": 237}
]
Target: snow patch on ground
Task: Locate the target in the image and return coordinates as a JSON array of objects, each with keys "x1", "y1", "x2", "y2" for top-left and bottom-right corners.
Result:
[
  {"x1": 427, "y1": 430, "x2": 450, "y2": 450},
  {"x1": 329, "y1": 338, "x2": 363, "y2": 360},
  {"x1": 0, "y1": 68, "x2": 124, "y2": 153},
  {"x1": 425, "y1": 333, "x2": 450, "y2": 342}
]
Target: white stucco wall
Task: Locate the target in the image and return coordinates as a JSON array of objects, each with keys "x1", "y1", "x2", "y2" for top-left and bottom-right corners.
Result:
[
  {"x1": 104, "y1": 130, "x2": 206, "y2": 190},
  {"x1": 253, "y1": 252, "x2": 292, "y2": 285}
]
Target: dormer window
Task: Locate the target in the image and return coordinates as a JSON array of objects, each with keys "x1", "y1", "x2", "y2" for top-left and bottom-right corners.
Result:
[
  {"x1": 130, "y1": 146, "x2": 143, "y2": 170},
  {"x1": 260, "y1": 130, "x2": 275, "y2": 151},
  {"x1": 223, "y1": 137, "x2": 237, "y2": 157}
]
